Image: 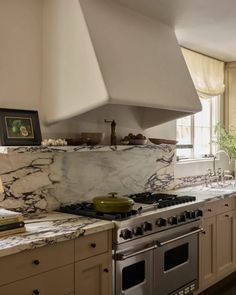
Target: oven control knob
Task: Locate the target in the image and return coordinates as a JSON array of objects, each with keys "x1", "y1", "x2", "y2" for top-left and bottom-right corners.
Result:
[
  {"x1": 120, "y1": 229, "x2": 132, "y2": 240},
  {"x1": 186, "y1": 211, "x2": 196, "y2": 219},
  {"x1": 168, "y1": 216, "x2": 178, "y2": 225},
  {"x1": 156, "y1": 218, "x2": 167, "y2": 227},
  {"x1": 134, "y1": 226, "x2": 144, "y2": 236},
  {"x1": 179, "y1": 214, "x2": 186, "y2": 222},
  {"x1": 143, "y1": 222, "x2": 152, "y2": 231},
  {"x1": 196, "y1": 209, "x2": 203, "y2": 217}
]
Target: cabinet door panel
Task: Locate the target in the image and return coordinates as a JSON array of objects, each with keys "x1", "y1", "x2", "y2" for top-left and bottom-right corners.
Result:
[
  {"x1": 216, "y1": 211, "x2": 235, "y2": 278},
  {"x1": 0, "y1": 264, "x2": 74, "y2": 295},
  {"x1": 75, "y1": 253, "x2": 111, "y2": 295},
  {"x1": 199, "y1": 216, "x2": 217, "y2": 290}
]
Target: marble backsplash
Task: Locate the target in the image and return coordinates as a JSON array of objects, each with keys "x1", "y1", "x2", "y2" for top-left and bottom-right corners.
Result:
[{"x1": 0, "y1": 145, "x2": 175, "y2": 214}]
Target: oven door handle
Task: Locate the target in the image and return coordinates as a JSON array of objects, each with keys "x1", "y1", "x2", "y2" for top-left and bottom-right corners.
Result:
[
  {"x1": 116, "y1": 244, "x2": 158, "y2": 261},
  {"x1": 156, "y1": 227, "x2": 204, "y2": 247}
]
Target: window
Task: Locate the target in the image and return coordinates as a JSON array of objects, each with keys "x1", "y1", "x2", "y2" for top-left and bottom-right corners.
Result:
[{"x1": 176, "y1": 96, "x2": 220, "y2": 160}]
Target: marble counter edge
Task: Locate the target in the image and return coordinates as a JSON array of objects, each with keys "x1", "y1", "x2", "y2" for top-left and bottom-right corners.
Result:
[
  {"x1": 0, "y1": 213, "x2": 114, "y2": 259},
  {"x1": 0, "y1": 144, "x2": 175, "y2": 154}
]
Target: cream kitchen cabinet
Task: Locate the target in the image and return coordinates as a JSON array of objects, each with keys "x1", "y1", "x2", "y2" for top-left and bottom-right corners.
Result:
[
  {"x1": 198, "y1": 197, "x2": 236, "y2": 293},
  {"x1": 74, "y1": 230, "x2": 112, "y2": 295},
  {"x1": 0, "y1": 229, "x2": 112, "y2": 295},
  {"x1": 199, "y1": 215, "x2": 217, "y2": 290},
  {"x1": 75, "y1": 253, "x2": 111, "y2": 295},
  {"x1": 216, "y1": 211, "x2": 235, "y2": 278},
  {"x1": 0, "y1": 264, "x2": 74, "y2": 295}
]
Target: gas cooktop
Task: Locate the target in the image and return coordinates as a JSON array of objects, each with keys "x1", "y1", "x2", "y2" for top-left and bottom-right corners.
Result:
[{"x1": 58, "y1": 192, "x2": 197, "y2": 221}]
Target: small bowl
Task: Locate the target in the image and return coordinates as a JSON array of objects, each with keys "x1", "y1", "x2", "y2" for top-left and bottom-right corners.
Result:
[
  {"x1": 149, "y1": 138, "x2": 178, "y2": 145},
  {"x1": 81, "y1": 132, "x2": 104, "y2": 145}
]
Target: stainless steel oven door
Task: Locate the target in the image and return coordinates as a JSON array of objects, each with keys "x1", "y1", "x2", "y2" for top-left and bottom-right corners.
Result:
[
  {"x1": 114, "y1": 244, "x2": 154, "y2": 295},
  {"x1": 154, "y1": 227, "x2": 200, "y2": 295}
]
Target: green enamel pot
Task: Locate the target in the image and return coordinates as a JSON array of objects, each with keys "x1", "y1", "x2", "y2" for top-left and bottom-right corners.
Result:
[{"x1": 93, "y1": 192, "x2": 134, "y2": 213}]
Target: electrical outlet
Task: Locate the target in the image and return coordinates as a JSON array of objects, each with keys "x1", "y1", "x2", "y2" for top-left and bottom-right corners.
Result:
[{"x1": 0, "y1": 177, "x2": 4, "y2": 194}]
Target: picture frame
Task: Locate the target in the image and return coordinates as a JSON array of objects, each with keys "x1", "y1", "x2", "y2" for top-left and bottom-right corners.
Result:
[{"x1": 0, "y1": 108, "x2": 42, "y2": 146}]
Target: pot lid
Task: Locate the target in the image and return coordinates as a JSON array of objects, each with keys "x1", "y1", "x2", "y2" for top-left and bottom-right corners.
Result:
[{"x1": 93, "y1": 192, "x2": 134, "y2": 206}]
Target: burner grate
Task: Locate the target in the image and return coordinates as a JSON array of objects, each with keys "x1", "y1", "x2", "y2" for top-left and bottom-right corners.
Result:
[
  {"x1": 58, "y1": 202, "x2": 138, "y2": 221},
  {"x1": 129, "y1": 192, "x2": 196, "y2": 207}
]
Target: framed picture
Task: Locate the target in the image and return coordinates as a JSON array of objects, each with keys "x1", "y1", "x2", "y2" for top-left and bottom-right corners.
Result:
[{"x1": 0, "y1": 108, "x2": 42, "y2": 146}]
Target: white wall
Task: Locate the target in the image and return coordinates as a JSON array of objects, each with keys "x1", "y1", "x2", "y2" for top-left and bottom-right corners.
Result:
[{"x1": 0, "y1": 0, "x2": 41, "y2": 110}]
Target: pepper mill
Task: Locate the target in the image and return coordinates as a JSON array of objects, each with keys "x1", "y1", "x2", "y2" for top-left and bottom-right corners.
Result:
[{"x1": 104, "y1": 119, "x2": 117, "y2": 146}]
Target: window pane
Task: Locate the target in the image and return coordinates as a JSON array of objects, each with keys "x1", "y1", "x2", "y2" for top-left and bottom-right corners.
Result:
[
  {"x1": 194, "y1": 126, "x2": 211, "y2": 156},
  {"x1": 194, "y1": 99, "x2": 210, "y2": 128},
  {"x1": 176, "y1": 116, "x2": 192, "y2": 144}
]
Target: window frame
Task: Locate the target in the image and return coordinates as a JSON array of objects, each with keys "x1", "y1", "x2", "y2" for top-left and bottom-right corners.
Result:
[{"x1": 176, "y1": 95, "x2": 221, "y2": 162}]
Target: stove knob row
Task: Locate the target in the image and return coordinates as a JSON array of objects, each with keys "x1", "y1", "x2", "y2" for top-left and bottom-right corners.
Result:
[{"x1": 120, "y1": 222, "x2": 153, "y2": 240}]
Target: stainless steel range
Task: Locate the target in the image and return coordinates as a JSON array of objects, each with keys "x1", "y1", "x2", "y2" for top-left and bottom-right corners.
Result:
[{"x1": 60, "y1": 192, "x2": 204, "y2": 295}]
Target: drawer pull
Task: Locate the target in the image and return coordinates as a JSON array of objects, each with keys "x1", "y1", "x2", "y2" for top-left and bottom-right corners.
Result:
[
  {"x1": 201, "y1": 231, "x2": 206, "y2": 234},
  {"x1": 90, "y1": 243, "x2": 97, "y2": 248},
  {"x1": 104, "y1": 268, "x2": 109, "y2": 273},
  {"x1": 207, "y1": 209, "x2": 212, "y2": 212},
  {"x1": 33, "y1": 289, "x2": 40, "y2": 295},
  {"x1": 225, "y1": 214, "x2": 229, "y2": 218},
  {"x1": 225, "y1": 204, "x2": 229, "y2": 207},
  {"x1": 33, "y1": 259, "x2": 40, "y2": 265}
]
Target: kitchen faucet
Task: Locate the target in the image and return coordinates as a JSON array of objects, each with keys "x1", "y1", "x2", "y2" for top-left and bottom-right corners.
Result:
[
  {"x1": 213, "y1": 150, "x2": 231, "y2": 175},
  {"x1": 204, "y1": 150, "x2": 233, "y2": 187}
]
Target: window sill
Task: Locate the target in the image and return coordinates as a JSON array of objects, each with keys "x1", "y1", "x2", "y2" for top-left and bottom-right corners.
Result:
[{"x1": 177, "y1": 157, "x2": 216, "y2": 165}]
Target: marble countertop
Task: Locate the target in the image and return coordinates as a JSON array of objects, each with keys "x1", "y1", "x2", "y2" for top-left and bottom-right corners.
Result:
[
  {"x1": 0, "y1": 212, "x2": 114, "y2": 258},
  {"x1": 170, "y1": 183, "x2": 236, "y2": 202}
]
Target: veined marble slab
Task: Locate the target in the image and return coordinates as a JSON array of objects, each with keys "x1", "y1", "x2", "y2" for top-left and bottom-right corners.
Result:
[
  {"x1": 0, "y1": 144, "x2": 176, "y2": 214},
  {"x1": 0, "y1": 212, "x2": 114, "y2": 258}
]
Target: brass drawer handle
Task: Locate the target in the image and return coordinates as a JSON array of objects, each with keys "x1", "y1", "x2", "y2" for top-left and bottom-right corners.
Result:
[
  {"x1": 90, "y1": 243, "x2": 97, "y2": 248},
  {"x1": 225, "y1": 214, "x2": 229, "y2": 218},
  {"x1": 33, "y1": 259, "x2": 40, "y2": 265},
  {"x1": 207, "y1": 209, "x2": 212, "y2": 212},
  {"x1": 201, "y1": 231, "x2": 206, "y2": 234},
  {"x1": 104, "y1": 268, "x2": 109, "y2": 273},
  {"x1": 33, "y1": 289, "x2": 40, "y2": 295},
  {"x1": 225, "y1": 204, "x2": 229, "y2": 207}
]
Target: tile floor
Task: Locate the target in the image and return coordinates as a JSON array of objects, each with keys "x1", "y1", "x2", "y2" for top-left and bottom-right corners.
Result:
[{"x1": 200, "y1": 272, "x2": 236, "y2": 295}]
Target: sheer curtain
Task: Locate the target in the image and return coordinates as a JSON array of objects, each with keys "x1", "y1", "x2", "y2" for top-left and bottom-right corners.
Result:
[{"x1": 181, "y1": 47, "x2": 225, "y2": 99}]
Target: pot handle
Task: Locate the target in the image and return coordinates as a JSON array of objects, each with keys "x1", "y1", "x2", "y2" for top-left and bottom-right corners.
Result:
[{"x1": 108, "y1": 192, "x2": 118, "y2": 198}]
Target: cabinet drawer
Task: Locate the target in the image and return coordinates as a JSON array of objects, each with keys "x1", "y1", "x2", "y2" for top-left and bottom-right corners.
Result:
[
  {"x1": 0, "y1": 240, "x2": 74, "y2": 286},
  {"x1": 203, "y1": 201, "x2": 219, "y2": 218},
  {"x1": 218, "y1": 197, "x2": 234, "y2": 213},
  {"x1": 75, "y1": 231, "x2": 108, "y2": 261},
  {"x1": 0, "y1": 264, "x2": 74, "y2": 295}
]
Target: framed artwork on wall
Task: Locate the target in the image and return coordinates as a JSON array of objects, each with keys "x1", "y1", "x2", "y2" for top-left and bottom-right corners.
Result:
[{"x1": 0, "y1": 108, "x2": 42, "y2": 146}]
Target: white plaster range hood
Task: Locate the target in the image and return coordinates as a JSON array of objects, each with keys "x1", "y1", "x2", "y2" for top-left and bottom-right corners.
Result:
[{"x1": 42, "y1": 0, "x2": 202, "y2": 128}]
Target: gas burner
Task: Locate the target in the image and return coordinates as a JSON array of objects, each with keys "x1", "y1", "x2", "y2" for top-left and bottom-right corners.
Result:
[
  {"x1": 58, "y1": 202, "x2": 138, "y2": 221},
  {"x1": 129, "y1": 192, "x2": 196, "y2": 208}
]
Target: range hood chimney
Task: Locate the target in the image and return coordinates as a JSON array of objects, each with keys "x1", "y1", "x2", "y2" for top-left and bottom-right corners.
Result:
[{"x1": 42, "y1": 0, "x2": 202, "y2": 128}]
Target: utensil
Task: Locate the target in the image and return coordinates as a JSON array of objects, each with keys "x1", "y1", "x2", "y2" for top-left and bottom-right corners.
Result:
[{"x1": 93, "y1": 192, "x2": 134, "y2": 213}]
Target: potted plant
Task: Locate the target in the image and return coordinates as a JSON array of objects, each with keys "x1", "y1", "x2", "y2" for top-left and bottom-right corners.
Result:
[{"x1": 214, "y1": 123, "x2": 236, "y2": 159}]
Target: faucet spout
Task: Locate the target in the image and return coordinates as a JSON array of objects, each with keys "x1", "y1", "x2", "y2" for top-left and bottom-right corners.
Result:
[{"x1": 213, "y1": 150, "x2": 231, "y2": 175}]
